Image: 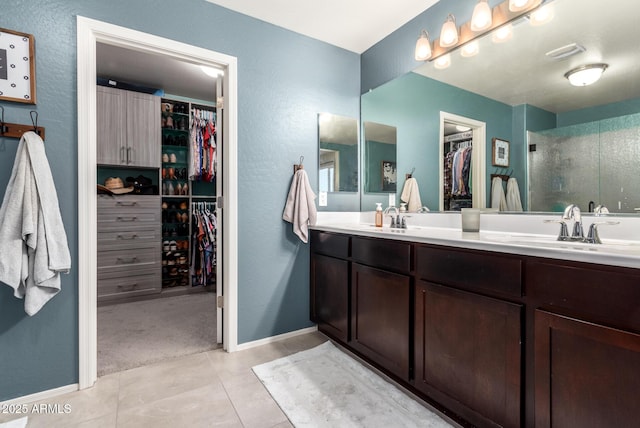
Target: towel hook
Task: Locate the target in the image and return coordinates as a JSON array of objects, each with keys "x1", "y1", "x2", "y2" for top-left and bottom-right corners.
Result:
[
  {"x1": 0, "y1": 106, "x2": 6, "y2": 135},
  {"x1": 293, "y1": 155, "x2": 304, "y2": 173},
  {"x1": 30, "y1": 111, "x2": 40, "y2": 135}
]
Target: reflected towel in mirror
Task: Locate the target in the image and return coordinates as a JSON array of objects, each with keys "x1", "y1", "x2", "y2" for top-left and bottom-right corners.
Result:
[
  {"x1": 506, "y1": 177, "x2": 523, "y2": 211},
  {"x1": 491, "y1": 176, "x2": 507, "y2": 211},
  {"x1": 401, "y1": 177, "x2": 422, "y2": 212}
]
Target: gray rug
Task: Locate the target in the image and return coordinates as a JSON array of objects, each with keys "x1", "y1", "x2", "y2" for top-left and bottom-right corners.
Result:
[
  {"x1": 252, "y1": 341, "x2": 454, "y2": 428},
  {"x1": 98, "y1": 292, "x2": 217, "y2": 376}
]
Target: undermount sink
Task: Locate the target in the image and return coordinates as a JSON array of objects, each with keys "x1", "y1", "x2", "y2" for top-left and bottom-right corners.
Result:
[{"x1": 482, "y1": 233, "x2": 640, "y2": 255}]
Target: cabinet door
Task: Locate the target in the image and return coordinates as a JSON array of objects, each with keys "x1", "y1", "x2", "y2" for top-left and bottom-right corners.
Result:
[
  {"x1": 415, "y1": 281, "x2": 522, "y2": 428},
  {"x1": 310, "y1": 253, "x2": 349, "y2": 342},
  {"x1": 96, "y1": 86, "x2": 126, "y2": 165},
  {"x1": 535, "y1": 310, "x2": 640, "y2": 428},
  {"x1": 126, "y1": 91, "x2": 160, "y2": 167},
  {"x1": 351, "y1": 263, "x2": 410, "y2": 381}
]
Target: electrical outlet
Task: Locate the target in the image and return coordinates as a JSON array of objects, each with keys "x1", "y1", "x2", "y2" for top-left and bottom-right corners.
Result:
[{"x1": 319, "y1": 191, "x2": 328, "y2": 207}]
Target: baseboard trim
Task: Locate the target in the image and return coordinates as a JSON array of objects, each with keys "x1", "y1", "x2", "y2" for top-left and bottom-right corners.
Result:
[
  {"x1": 235, "y1": 326, "x2": 318, "y2": 352},
  {"x1": 0, "y1": 384, "x2": 79, "y2": 407}
]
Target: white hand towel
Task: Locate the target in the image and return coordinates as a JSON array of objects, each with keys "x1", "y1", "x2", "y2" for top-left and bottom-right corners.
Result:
[
  {"x1": 506, "y1": 177, "x2": 523, "y2": 212},
  {"x1": 491, "y1": 176, "x2": 508, "y2": 211},
  {"x1": 283, "y1": 169, "x2": 317, "y2": 243},
  {"x1": 400, "y1": 177, "x2": 423, "y2": 212},
  {"x1": 0, "y1": 131, "x2": 71, "y2": 315}
]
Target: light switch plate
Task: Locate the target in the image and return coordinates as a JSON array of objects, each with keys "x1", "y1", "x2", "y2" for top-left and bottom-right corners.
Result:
[
  {"x1": 319, "y1": 191, "x2": 328, "y2": 207},
  {"x1": 388, "y1": 193, "x2": 396, "y2": 208}
]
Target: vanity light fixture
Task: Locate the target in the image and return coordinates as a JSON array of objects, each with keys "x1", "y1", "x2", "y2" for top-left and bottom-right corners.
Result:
[
  {"x1": 434, "y1": 54, "x2": 452, "y2": 70},
  {"x1": 529, "y1": 4, "x2": 554, "y2": 26},
  {"x1": 492, "y1": 23, "x2": 513, "y2": 43},
  {"x1": 471, "y1": 0, "x2": 493, "y2": 32},
  {"x1": 414, "y1": 30, "x2": 432, "y2": 61},
  {"x1": 564, "y1": 63, "x2": 608, "y2": 86},
  {"x1": 461, "y1": 40, "x2": 480, "y2": 57},
  {"x1": 509, "y1": 0, "x2": 536, "y2": 12},
  {"x1": 440, "y1": 14, "x2": 459, "y2": 48}
]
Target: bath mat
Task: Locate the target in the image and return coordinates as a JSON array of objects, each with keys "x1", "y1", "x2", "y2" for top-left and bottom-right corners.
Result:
[{"x1": 252, "y1": 341, "x2": 453, "y2": 428}]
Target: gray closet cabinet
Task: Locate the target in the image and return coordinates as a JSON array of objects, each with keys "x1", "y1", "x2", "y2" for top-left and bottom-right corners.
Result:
[
  {"x1": 97, "y1": 194, "x2": 161, "y2": 302},
  {"x1": 97, "y1": 86, "x2": 161, "y2": 168}
]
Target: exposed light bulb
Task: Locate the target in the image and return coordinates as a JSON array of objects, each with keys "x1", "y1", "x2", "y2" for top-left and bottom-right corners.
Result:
[
  {"x1": 471, "y1": 0, "x2": 492, "y2": 32},
  {"x1": 461, "y1": 40, "x2": 480, "y2": 57},
  {"x1": 434, "y1": 54, "x2": 451, "y2": 70},
  {"x1": 414, "y1": 30, "x2": 432, "y2": 61},
  {"x1": 492, "y1": 24, "x2": 513, "y2": 43},
  {"x1": 509, "y1": 0, "x2": 532, "y2": 12},
  {"x1": 529, "y1": 4, "x2": 554, "y2": 26},
  {"x1": 439, "y1": 14, "x2": 459, "y2": 48}
]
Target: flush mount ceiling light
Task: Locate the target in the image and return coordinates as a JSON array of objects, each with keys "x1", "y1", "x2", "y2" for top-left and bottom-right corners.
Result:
[
  {"x1": 509, "y1": 0, "x2": 536, "y2": 12},
  {"x1": 461, "y1": 40, "x2": 480, "y2": 57},
  {"x1": 471, "y1": 0, "x2": 493, "y2": 32},
  {"x1": 414, "y1": 30, "x2": 432, "y2": 61},
  {"x1": 439, "y1": 14, "x2": 459, "y2": 48},
  {"x1": 564, "y1": 63, "x2": 608, "y2": 86},
  {"x1": 200, "y1": 65, "x2": 224, "y2": 77}
]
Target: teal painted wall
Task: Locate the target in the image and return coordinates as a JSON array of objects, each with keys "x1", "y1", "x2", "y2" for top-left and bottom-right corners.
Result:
[
  {"x1": 0, "y1": 0, "x2": 360, "y2": 401},
  {"x1": 558, "y1": 98, "x2": 640, "y2": 127},
  {"x1": 361, "y1": 73, "x2": 513, "y2": 211}
]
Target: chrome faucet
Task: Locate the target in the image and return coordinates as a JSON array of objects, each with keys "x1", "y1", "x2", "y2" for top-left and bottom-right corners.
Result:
[{"x1": 563, "y1": 204, "x2": 584, "y2": 240}]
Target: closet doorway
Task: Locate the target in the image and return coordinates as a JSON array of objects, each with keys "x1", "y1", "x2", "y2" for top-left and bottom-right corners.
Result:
[
  {"x1": 438, "y1": 112, "x2": 486, "y2": 211},
  {"x1": 77, "y1": 17, "x2": 239, "y2": 390}
]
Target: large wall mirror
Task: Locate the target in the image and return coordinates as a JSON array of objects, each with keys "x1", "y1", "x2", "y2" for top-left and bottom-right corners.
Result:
[{"x1": 361, "y1": 0, "x2": 640, "y2": 214}]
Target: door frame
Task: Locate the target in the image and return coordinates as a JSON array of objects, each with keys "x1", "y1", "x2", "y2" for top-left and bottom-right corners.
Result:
[
  {"x1": 438, "y1": 111, "x2": 487, "y2": 210},
  {"x1": 76, "y1": 16, "x2": 239, "y2": 390}
]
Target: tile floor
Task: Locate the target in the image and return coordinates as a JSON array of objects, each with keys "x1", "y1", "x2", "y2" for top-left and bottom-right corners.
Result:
[{"x1": 0, "y1": 331, "x2": 328, "y2": 428}]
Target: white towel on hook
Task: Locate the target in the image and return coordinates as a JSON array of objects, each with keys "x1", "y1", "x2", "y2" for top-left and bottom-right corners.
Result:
[
  {"x1": 491, "y1": 176, "x2": 508, "y2": 211},
  {"x1": 283, "y1": 169, "x2": 317, "y2": 243},
  {"x1": 400, "y1": 177, "x2": 423, "y2": 212},
  {"x1": 0, "y1": 131, "x2": 71, "y2": 315},
  {"x1": 506, "y1": 177, "x2": 523, "y2": 211}
]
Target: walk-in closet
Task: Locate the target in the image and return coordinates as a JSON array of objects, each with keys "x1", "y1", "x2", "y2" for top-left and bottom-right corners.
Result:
[
  {"x1": 95, "y1": 42, "x2": 223, "y2": 375},
  {"x1": 442, "y1": 124, "x2": 473, "y2": 211}
]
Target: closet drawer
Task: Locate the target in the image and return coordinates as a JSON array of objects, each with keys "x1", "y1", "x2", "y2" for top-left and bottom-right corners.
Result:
[
  {"x1": 97, "y1": 194, "x2": 160, "y2": 210},
  {"x1": 97, "y1": 228, "x2": 160, "y2": 251},
  {"x1": 97, "y1": 211, "x2": 160, "y2": 230},
  {"x1": 97, "y1": 247, "x2": 159, "y2": 273},
  {"x1": 98, "y1": 272, "x2": 161, "y2": 302}
]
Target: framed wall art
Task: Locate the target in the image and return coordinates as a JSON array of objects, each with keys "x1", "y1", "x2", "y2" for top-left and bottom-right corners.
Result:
[
  {"x1": 492, "y1": 138, "x2": 510, "y2": 168},
  {"x1": 0, "y1": 28, "x2": 36, "y2": 104},
  {"x1": 382, "y1": 160, "x2": 397, "y2": 192}
]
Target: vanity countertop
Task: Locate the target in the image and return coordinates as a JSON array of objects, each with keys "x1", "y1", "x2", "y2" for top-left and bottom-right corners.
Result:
[{"x1": 311, "y1": 222, "x2": 640, "y2": 269}]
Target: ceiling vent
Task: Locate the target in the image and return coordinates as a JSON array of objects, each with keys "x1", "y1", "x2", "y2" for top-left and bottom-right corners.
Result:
[{"x1": 545, "y1": 43, "x2": 586, "y2": 60}]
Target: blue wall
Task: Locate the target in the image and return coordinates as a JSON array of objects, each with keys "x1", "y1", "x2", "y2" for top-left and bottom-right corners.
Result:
[
  {"x1": 361, "y1": 73, "x2": 513, "y2": 211},
  {"x1": 0, "y1": 0, "x2": 360, "y2": 401}
]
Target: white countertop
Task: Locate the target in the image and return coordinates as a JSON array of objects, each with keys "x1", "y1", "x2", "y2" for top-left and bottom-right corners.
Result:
[{"x1": 313, "y1": 212, "x2": 640, "y2": 269}]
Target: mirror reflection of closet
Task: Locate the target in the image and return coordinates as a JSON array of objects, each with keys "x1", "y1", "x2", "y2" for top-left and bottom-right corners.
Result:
[
  {"x1": 318, "y1": 113, "x2": 359, "y2": 193},
  {"x1": 364, "y1": 121, "x2": 397, "y2": 193},
  {"x1": 443, "y1": 121, "x2": 473, "y2": 210},
  {"x1": 439, "y1": 113, "x2": 486, "y2": 211}
]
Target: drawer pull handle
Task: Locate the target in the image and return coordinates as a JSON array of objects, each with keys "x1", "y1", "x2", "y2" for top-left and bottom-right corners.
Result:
[
  {"x1": 116, "y1": 201, "x2": 138, "y2": 207},
  {"x1": 116, "y1": 257, "x2": 139, "y2": 264},
  {"x1": 117, "y1": 234, "x2": 138, "y2": 240},
  {"x1": 127, "y1": 147, "x2": 132, "y2": 164},
  {"x1": 117, "y1": 283, "x2": 138, "y2": 291},
  {"x1": 116, "y1": 216, "x2": 138, "y2": 222},
  {"x1": 120, "y1": 146, "x2": 125, "y2": 163}
]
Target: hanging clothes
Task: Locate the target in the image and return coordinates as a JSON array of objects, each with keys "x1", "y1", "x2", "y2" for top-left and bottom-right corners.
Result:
[
  {"x1": 189, "y1": 108, "x2": 217, "y2": 182},
  {"x1": 191, "y1": 202, "x2": 217, "y2": 287}
]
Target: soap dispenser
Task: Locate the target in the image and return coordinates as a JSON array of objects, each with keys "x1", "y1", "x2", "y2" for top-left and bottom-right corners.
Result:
[{"x1": 375, "y1": 203, "x2": 383, "y2": 227}]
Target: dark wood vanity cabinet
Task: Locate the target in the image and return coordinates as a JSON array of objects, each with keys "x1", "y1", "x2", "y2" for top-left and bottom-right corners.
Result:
[
  {"x1": 310, "y1": 231, "x2": 350, "y2": 342},
  {"x1": 415, "y1": 281, "x2": 522, "y2": 428},
  {"x1": 310, "y1": 230, "x2": 640, "y2": 428}
]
